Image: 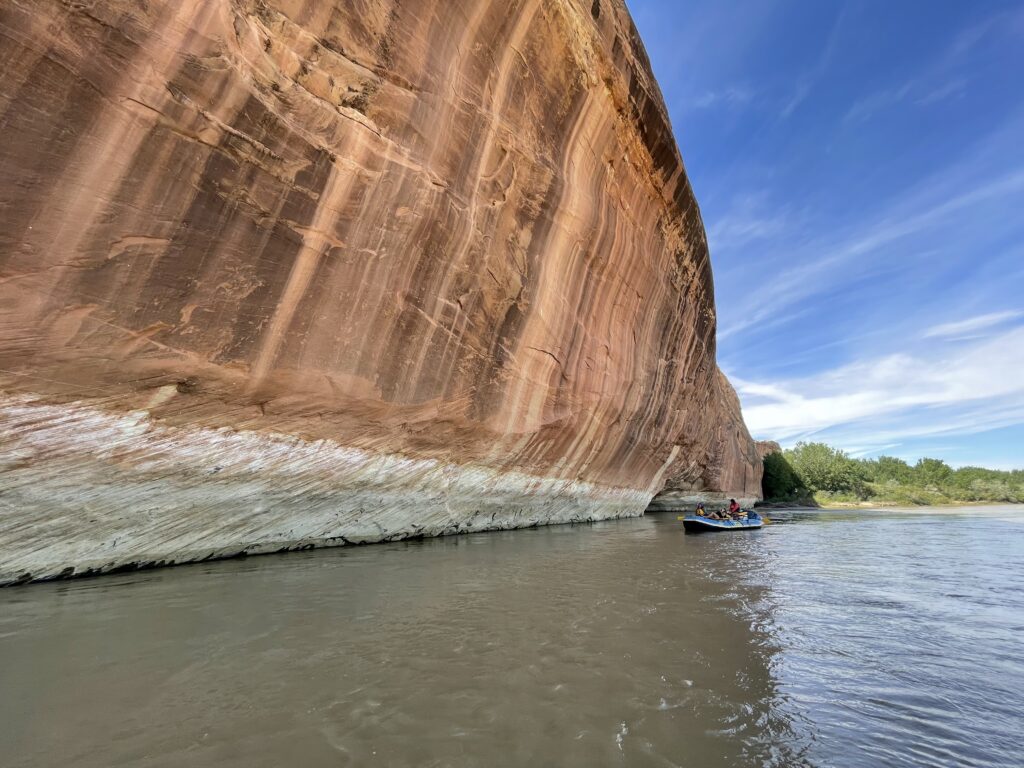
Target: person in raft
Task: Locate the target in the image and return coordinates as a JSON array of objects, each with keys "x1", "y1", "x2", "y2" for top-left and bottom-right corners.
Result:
[
  {"x1": 728, "y1": 499, "x2": 741, "y2": 518},
  {"x1": 696, "y1": 502, "x2": 707, "y2": 517}
]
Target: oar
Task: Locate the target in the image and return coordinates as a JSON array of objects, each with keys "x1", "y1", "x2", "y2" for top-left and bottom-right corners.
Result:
[{"x1": 741, "y1": 507, "x2": 771, "y2": 524}]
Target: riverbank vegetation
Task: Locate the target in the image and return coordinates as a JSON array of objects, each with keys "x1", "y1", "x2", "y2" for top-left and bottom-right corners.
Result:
[{"x1": 762, "y1": 442, "x2": 1024, "y2": 506}]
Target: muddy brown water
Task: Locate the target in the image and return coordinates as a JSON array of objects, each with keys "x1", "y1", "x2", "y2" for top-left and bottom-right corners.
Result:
[{"x1": 2, "y1": 506, "x2": 1022, "y2": 767}]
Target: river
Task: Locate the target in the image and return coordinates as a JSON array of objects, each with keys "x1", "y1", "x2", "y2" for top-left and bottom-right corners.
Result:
[{"x1": 2, "y1": 506, "x2": 1021, "y2": 767}]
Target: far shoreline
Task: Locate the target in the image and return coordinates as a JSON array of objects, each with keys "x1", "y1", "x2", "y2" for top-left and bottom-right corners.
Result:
[{"x1": 757, "y1": 500, "x2": 1022, "y2": 510}]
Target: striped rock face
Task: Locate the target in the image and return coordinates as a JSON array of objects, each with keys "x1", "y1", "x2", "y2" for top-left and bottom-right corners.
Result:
[{"x1": 0, "y1": 0, "x2": 760, "y2": 584}]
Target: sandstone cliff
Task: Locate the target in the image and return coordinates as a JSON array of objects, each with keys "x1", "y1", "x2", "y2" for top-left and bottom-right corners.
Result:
[
  {"x1": 646, "y1": 372, "x2": 762, "y2": 511},
  {"x1": 0, "y1": 0, "x2": 759, "y2": 584}
]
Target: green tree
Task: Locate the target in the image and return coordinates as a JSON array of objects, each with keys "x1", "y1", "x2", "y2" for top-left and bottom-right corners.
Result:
[
  {"x1": 785, "y1": 442, "x2": 861, "y2": 494},
  {"x1": 873, "y1": 456, "x2": 914, "y2": 483},
  {"x1": 914, "y1": 458, "x2": 953, "y2": 488}
]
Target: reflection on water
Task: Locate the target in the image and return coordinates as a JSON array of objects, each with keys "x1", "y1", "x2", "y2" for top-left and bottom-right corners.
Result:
[{"x1": 1, "y1": 506, "x2": 1021, "y2": 767}]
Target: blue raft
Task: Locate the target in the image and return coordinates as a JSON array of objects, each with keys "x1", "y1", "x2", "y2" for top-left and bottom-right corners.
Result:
[{"x1": 682, "y1": 511, "x2": 764, "y2": 533}]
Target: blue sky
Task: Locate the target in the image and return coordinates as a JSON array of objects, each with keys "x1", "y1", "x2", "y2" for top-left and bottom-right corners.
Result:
[{"x1": 628, "y1": 0, "x2": 1024, "y2": 469}]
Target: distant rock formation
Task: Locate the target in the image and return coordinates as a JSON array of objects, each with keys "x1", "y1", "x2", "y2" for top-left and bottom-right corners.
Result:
[{"x1": 0, "y1": 0, "x2": 760, "y2": 584}]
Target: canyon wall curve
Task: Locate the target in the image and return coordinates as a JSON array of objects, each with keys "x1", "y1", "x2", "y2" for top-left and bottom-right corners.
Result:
[{"x1": 0, "y1": 0, "x2": 760, "y2": 584}]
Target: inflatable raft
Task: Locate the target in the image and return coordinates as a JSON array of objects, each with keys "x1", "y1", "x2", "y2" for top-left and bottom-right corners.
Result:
[{"x1": 682, "y1": 512, "x2": 764, "y2": 533}]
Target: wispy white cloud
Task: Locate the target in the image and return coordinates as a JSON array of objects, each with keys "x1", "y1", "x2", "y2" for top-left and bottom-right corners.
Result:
[
  {"x1": 845, "y1": 443, "x2": 902, "y2": 458},
  {"x1": 923, "y1": 310, "x2": 1024, "y2": 339},
  {"x1": 631, "y1": 0, "x2": 1024, "y2": 468},
  {"x1": 730, "y1": 326, "x2": 1024, "y2": 447},
  {"x1": 780, "y1": 81, "x2": 812, "y2": 120},
  {"x1": 844, "y1": 81, "x2": 915, "y2": 124},
  {"x1": 627, "y1": 0, "x2": 779, "y2": 123},
  {"x1": 707, "y1": 193, "x2": 793, "y2": 253},
  {"x1": 781, "y1": 7, "x2": 848, "y2": 118},
  {"x1": 844, "y1": 75, "x2": 966, "y2": 123},
  {"x1": 842, "y1": 7, "x2": 1023, "y2": 125},
  {"x1": 717, "y1": 162, "x2": 1024, "y2": 340},
  {"x1": 915, "y1": 77, "x2": 968, "y2": 106},
  {"x1": 692, "y1": 86, "x2": 752, "y2": 110},
  {"x1": 817, "y1": 403, "x2": 1024, "y2": 454},
  {"x1": 949, "y1": 5, "x2": 1024, "y2": 57}
]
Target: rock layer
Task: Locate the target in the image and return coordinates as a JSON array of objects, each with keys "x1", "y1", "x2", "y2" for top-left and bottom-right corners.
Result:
[{"x1": 0, "y1": 0, "x2": 759, "y2": 584}]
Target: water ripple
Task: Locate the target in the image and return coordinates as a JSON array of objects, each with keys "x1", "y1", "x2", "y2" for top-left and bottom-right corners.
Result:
[{"x1": 0, "y1": 507, "x2": 1021, "y2": 767}]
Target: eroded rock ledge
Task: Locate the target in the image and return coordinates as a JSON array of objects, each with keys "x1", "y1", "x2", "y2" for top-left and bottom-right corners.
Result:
[{"x1": 0, "y1": 0, "x2": 759, "y2": 584}]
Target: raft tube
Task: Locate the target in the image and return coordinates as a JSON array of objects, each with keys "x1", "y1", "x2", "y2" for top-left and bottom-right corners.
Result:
[{"x1": 682, "y1": 513, "x2": 763, "y2": 533}]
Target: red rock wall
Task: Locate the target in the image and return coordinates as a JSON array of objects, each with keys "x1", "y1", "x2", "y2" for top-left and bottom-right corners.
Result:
[
  {"x1": 0, "y1": 0, "x2": 759, "y2": 582},
  {"x1": 647, "y1": 372, "x2": 763, "y2": 511}
]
